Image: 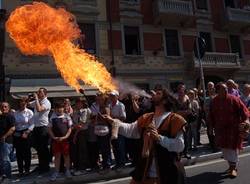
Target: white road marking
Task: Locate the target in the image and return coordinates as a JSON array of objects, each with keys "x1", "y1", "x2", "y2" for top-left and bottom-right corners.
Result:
[
  {"x1": 186, "y1": 152, "x2": 250, "y2": 169},
  {"x1": 89, "y1": 176, "x2": 131, "y2": 184}
]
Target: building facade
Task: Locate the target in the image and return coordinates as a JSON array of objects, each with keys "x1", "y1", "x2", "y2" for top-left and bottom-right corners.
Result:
[{"x1": 3, "y1": 0, "x2": 250, "y2": 94}]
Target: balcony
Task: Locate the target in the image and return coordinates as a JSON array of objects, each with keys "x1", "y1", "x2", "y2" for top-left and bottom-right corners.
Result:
[
  {"x1": 193, "y1": 52, "x2": 241, "y2": 69},
  {"x1": 223, "y1": 7, "x2": 250, "y2": 32},
  {"x1": 153, "y1": 0, "x2": 194, "y2": 26},
  {"x1": 70, "y1": 0, "x2": 99, "y2": 16},
  {"x1": 119, "y1": 0, "x2": 142, "y2": 19}
]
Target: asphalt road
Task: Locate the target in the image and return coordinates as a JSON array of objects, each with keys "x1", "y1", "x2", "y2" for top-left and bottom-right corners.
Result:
[{"x1": 90, "y1": 152, "x2": 250, "y2": 184}]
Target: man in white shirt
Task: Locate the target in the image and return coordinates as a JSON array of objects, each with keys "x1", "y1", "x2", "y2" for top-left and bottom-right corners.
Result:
[
  {"x1": 109, "y1": 90, "x2": 127, "y2": 169},
  {"x1": 29, "y1": 88, "x2": 51, "y2": 173},
  {"x1": 103, "y1": 88, "x2": 186, "y2": 184},
  {"x1": 13, "y1": 97, "x2": 34, "y2": 175}
]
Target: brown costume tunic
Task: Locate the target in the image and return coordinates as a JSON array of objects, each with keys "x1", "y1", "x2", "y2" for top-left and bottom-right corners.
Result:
[{"x1": 130, "y1": 112, "x2": 186, "y2": 184}]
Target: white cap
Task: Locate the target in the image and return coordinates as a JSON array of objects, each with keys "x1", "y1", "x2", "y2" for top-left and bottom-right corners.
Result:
[{"x1": 109, "y1": 90, "x2": 119, "y2": 96}]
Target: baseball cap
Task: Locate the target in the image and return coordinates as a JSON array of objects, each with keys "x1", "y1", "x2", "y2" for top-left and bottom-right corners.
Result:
[{"x1": 109, "y1": 90, "x2": 119, "y2": 96}]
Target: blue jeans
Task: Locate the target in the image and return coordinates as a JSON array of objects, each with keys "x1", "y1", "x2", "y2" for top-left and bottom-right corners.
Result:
[{"x1": 0, "y1": 142, "x2": 12, "y2": 178}]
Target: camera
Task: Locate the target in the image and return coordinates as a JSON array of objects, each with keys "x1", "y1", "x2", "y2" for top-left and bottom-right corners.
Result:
[{"x1": 28, "y1": 93, "x2": 35, "y2": 100}]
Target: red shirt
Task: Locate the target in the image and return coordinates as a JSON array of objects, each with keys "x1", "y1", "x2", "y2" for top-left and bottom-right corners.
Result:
[{"x1": 209, "y1": 94, "x2": 249, "y2": 149}]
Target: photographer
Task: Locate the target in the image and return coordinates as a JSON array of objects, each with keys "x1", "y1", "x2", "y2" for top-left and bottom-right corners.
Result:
[{"x1": 29, "y1": 88, "x2": 51, "y2": 173}]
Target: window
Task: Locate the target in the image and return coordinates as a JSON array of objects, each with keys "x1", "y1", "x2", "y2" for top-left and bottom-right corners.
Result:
[
  {"x1": 196, "y1": 0, "x2": 208, "y2": 10},
  {"x1": 124, "y1": 26, "x2": 141, "y2": 55},
  {"x1": 78, "y1": 23, "x2": 96, "y2": 54},
  {"x1": 165, "y1": 29, "x2": 180, "y2": 56},
  {"x1": 230, "y1": 35, "x2": 242, "y2": 58},
  {"x1": 225, "y1": 0, "x2": 236, "y2": 8},
  {"x1": 199, "y1": 32, "x2": 212, "y2": 52}
]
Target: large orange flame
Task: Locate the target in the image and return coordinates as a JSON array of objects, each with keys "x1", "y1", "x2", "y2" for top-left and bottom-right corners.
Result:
[{"x1": 6, "y1": 2, "x2": 116, "y2": 92}]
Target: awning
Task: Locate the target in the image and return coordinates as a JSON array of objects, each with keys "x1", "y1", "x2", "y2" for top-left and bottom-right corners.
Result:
[{"x1": 10, "y1": 78, "x2": 99, "y2": 98}]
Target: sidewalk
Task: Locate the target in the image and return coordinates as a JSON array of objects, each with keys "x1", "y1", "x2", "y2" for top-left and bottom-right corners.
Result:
[{"x1": 8, "y1": 132, "x2": 250, "y2": 184}]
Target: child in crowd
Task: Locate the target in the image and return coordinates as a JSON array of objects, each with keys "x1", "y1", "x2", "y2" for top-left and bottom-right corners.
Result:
[{"x1": 48, "y1": 102, "x2": 72, "y2": 181}]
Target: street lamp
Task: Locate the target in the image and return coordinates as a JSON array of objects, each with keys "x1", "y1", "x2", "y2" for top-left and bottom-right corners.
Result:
[{"x1": 0, "y1": 7, "x2": 6, "y2": 102}]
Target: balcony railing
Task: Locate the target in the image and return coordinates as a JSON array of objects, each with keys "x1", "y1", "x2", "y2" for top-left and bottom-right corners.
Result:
[
  {"x1": 194, "y1": 52, "x2": 240, "y2": 69},
  {"x1": 155, "y1": 0, "x2": 193, "y2": 16},
  {"x1": 226, "y1": 7, "x2": 250, "y2": 24},
  {"x1": 71, "y1": 0, "x2": 98, "y2": 15}
]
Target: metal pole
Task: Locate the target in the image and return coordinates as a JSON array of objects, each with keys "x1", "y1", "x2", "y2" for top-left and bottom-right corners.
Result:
[
  {"x1": 196, "y1": 37, "x2": 206, "y2": 101},
  {"x1": 107, "y1": 0, "x2": 115, "y2": 77}
]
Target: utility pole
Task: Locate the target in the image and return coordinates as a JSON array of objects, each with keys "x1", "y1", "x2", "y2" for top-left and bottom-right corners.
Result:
[
  {"x1": 0, "y1": 5, "x2": 6, "y2": 102},
  {"x1": 194, "y1": 36, "x2": 206, "y2": 101},
  {"x1": 107, "y1": 0, "x2": 116, "y2": 77}
]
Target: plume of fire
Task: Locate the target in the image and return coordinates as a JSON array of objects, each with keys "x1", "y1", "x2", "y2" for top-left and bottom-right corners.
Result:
[{"x1": 6, "y1": 2, "x2": 116, "y2": 92}]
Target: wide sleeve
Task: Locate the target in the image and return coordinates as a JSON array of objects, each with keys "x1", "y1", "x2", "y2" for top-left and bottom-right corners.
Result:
[
  {"x1": 235, "y1": 97, "x2": 249, "y2": 121},
  {"x1": 158, "y1": 131, "x2": 184, "y2": 153},
  {"x1": 113, "y1": 119, "x2": 140, "y2": 139}
]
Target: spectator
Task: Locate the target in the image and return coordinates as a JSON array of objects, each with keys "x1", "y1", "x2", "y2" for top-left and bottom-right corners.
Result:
[
  {"x1": 240, "y1": 84, "x2": 250, "y2": 109},
  {"x1": 91, "y1": 93, "x2": 112, "y2": 171},
  {"x1": 13, "y1": 97, "x2": 34, "y2": 176},
  {"x1": 192, "y1": 87, "x2": 202, "y2": 146},
  {"x1": 48, "y1": 102, "x2": 72, "y2": 181},
  {"x1": 29, "y1": 88, "x2": 51, "y2": 173},
  {"x1": 209, "y1": 83, "x2": 249, "y2": 178},
  {"x1": 109, "y1": 90, "x2": 127, "y2": 169},
  {"x1": 0, "y1": 102, "x2": 15, "y2": 182},
  {"x1": 187, "y1": 90, "x2": 200, "y2": 150},
  {"x1": 226, "y1": 79, "x2": 240, "y2": 97},
  {"x1": 203, "y1": 82, "x2": 217, "y2": 152},
  {"x1": 122, "y1": 93, "x2": 142, "y2": 166},
  {"x1": 176, "y1": 84, "x2": 192, "y2": 159},
  {"x1": 63, "y1": 98, "x2": 73, "y2": 116},
  {"x1": 71, "y1": 97, "x2": 91, "y2": 174},
  {"x1": 207, "y1": 82, "x2": 215, "y2": 96}
]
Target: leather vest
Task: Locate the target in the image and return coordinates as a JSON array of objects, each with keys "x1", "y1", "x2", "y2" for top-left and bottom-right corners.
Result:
[{"x1": 130, "y1": 112, "x2": 186, "y2": 184}]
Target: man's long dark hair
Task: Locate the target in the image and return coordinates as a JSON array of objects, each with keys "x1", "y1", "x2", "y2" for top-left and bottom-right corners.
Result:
[{"x1": 160, "y1": 88, "x2": 178, "y2": 112}]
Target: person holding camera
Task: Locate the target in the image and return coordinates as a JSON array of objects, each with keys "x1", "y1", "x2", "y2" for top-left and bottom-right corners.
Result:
[
  {"x1": 0, "y1": 102, "x2": 15, "y2": 182},
  {"x1": 13, "y1": 97, "x2": 34, "y2": 176},
  {"x1": 29, "y1": 88, "x2": 51, "y2": 173}
]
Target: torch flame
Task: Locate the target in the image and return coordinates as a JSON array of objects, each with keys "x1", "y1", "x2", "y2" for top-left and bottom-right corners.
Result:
[{"x1": 6, "y1": 2, "x2": 116, "y2": 92}]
